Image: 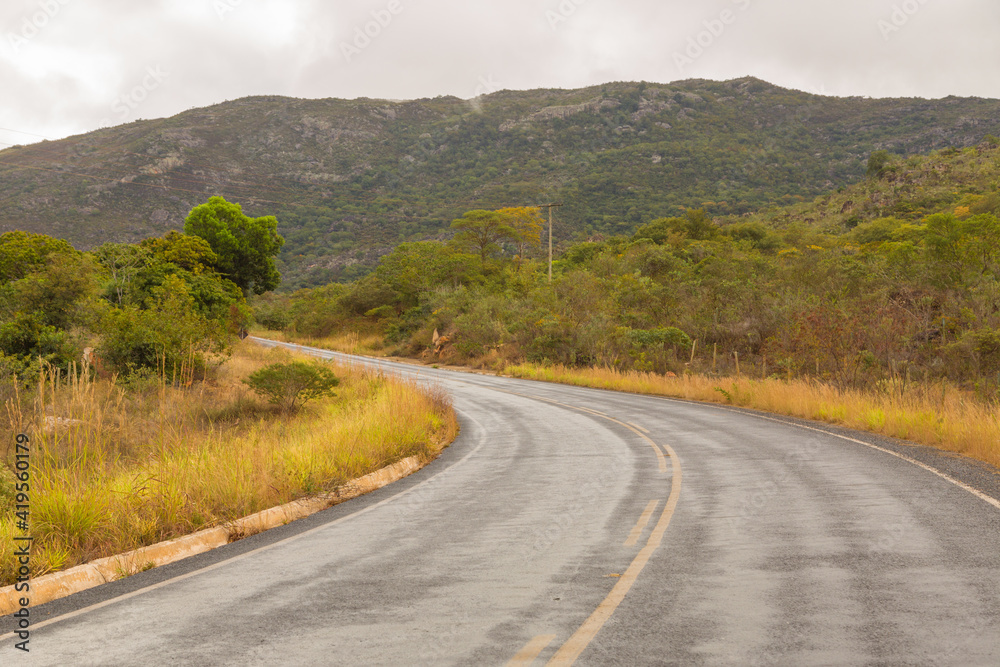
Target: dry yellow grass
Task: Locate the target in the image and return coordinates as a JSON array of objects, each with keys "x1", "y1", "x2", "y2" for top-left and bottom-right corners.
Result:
[
  {"x1": 0, "y1": 342, "x2": 457, "y2": 585},
  {"x1": 505, "y1": 364, "x2": 1000, "y2": 470},
  {"x1": 256, "y1": 328, "x2": 386, "y2": 357},
  {"x1": 259, "y1": 330, "x2": 999, "y2": 470}
]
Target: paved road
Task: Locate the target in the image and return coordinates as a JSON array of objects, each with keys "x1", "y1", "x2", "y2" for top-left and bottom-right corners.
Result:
[{"x1": 5, "y1": 340, "x2": 1000, "y2": 665}]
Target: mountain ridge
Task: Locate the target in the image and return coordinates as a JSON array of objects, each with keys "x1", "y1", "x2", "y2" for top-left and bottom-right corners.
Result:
[{"x1": 3, "y1": 76, "x2": 1000, "y2": 288}]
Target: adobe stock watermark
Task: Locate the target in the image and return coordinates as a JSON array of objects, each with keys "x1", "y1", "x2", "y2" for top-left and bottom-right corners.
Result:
[
  {"x1": 673, "y1": 0, "x2": 752, "y2": 74},
  {"x1": 867, "y1": 516, "x2": 915, "y2": 554},
  {"x1": 546, "y1": 0, "x2": 591, "y2": 31},
  {"x1": 213, "y1": 0, "x2": 243, "y2": 20},
  {"x1": 6, "y1": 0, "x2": 72, "y2": 55},
  {"x1": 340, "y1": 0, "x2": 405, "y2": 63},
  {"x1": 804, "y1": 82, "x2": 831, "y2": 97},
  {"x1": 877, "y1": 0, "x2": 931, "y2": 41},
  {"x1": 98, "y1": 65, "x2": 170, "y2": 128},
  {"x1": 467, "y1": 75, "x2": 502, "y2": 113}
]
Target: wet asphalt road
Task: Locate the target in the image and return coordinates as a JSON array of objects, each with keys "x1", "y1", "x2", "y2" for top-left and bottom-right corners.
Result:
[{"x1": 3, "y1": 339, "x2": 1000, "y2": 665}]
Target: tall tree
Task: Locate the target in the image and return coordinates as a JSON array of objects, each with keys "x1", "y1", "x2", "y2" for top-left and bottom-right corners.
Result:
[
  {"x1": 184, "y1": 197, "x2": 285, "y2": 295},
  {"x1": 450, "y1": 210, "x2": 516, "y2": 266},
  {"x1": 93, "y1": 242, "x2": 150, "y2": 306},
  {"x1": 497, "y1": 207, "x2": 544, "y2": 270}
]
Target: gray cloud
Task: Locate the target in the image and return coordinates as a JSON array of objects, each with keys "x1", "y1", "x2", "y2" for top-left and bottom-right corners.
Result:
[{"x1": 1, "y1": 0, "x2": 997, "y2": 145}]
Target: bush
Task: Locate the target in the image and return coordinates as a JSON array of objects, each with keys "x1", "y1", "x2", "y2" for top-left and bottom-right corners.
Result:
[
  {"x1": 0, "y1": 466, "x2": 17, "y2": 513},
  {"x1": 0, "y1": 313, "x2": 78, "y2": 372},
  {"x1": 99, "y1": 275, "x2": 229, "y2": 380},
  {"x1": 244, "y1": 361, "x2": 339, "y2": 412},
  {"x1": 866, "y1": 150, "x2": 895, "y2": 180},
  {"x1": 254, "y1": 306, "x2": 291, "y2": 332}
]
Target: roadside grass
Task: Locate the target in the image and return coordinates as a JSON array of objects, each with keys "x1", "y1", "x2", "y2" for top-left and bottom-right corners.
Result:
[
  {"x1": 265, "y1": 330, "x2": 1000, "y2": 470},
  {"x1": 0, "y1": 342, "x2": 457, "y2": 585},
  {"x1": 253, "y1": 328, "x2": 386, "y2": 357},
  {"x1": 504, "y1": 364, "x2": 1000, "y2": 469}
]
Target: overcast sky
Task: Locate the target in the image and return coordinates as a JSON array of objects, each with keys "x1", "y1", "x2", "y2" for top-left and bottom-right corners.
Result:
[{"x1": 2, "y1": 0, "x2": 998, "y2": 147}]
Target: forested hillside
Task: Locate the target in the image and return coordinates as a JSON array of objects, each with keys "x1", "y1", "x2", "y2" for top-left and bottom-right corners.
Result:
[
  {"x1": 3, "y1": 77, "x2": 1000, "y2": 287},
  {"x1": 258, "y1": 139, "x2": 1000, "y2": 397}
]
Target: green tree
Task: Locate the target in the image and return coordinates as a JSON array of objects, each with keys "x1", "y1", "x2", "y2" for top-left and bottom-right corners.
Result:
[
  {"x1": 0, "y1": 231, "x2": 75, "y2": 285},
  {"x1": 4, "y1": 253, "x2": 99, "y2": 330},
  {"x1": 92, "y1": 242, "x2": 150, "y2": 306},
  {"x1": 0, "y1": 236, "x2": 96, "y2": 371},
  {"x1": 184, "y1": 197, "x2": 285, "y2": 296},
  {"x1": 920, "y1": 213, "x2": 965, "y2": 285},
  {"x1": 450, "y1": 210, "x2": 516, "y2": 266},
  {"x1": 960, "y1": 213, "x2": 1000, "y2": 278},
  {"x1": 866, "y1": 150, "x2": 894, "y2": 180},
  {"x1": 497, "y1": 207, "x2": 544, "y2": 269},
  {"x1": 98, "y1": 275, "x2": 228, "y2": 379},
  {"x1": 128, "y1": 231, "x2": 246, "y2": 323},
  {"x1": 635, "y1": 209, "x2": 717, "y2": 244},
  {"x1": 372, "y1": 241, "x2": 481, "y2": 310},
  {"x1": 139, "y1": 231, "x2": 218, "y2": 273},
  {"x1": 0, "y1": 313, "x2": 76, "y2": 370}
]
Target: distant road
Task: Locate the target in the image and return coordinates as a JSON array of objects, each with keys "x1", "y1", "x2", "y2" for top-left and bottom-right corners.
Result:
[{"x1": 5, "y1": 339, "x2": 1000, "y2": 665}]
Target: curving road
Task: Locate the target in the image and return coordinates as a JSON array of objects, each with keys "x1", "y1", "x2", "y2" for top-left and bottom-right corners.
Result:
[{"x1": 4, "y1": 339, "x2": 1000, "y2": 665}]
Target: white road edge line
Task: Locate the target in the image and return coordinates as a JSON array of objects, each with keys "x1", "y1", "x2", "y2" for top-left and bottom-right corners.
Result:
[
  {"x1": 524, "y1": 375, "x2": 1000, "y2": 514},
  {"x1": 655, "y1": 396, "x2": 1000, "y2": 513}
]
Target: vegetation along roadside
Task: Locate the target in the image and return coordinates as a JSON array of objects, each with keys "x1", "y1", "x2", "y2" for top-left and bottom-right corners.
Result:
[
  {"x1": 0, "y1": 197, "x2": 458, "y2": 586},
  {"x1": 255, "y1": 140, "x2": 1000, "y2": 472}
]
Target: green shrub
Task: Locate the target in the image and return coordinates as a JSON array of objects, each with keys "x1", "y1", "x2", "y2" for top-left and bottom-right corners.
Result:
[
  {"x1": 0, "y1": 466, "x2": 17, "y2": 513},
  {"x1": 254, "y1": 305, "x2": 291, "y2": 331},
  {"x1": 244, "y1": 361, "x2": 339, "y2": 411},
  {"x1": 99, "y1": 275, "x2": 228, "y2": 380}
]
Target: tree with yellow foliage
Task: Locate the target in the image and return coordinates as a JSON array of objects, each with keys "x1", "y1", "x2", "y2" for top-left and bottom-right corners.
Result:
[
  {"x1": 450, "y1": 210, "x2": 516, "y2": 266},
  {"x1": 497, "y1": 206, "x2": 545, "y2": 270}
]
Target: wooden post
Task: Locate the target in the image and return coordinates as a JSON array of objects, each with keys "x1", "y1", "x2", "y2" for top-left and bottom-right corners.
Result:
[
  {"x1": 713, "y1": 344, "x2": 717, "y2": 372},
  {"x1": 527, "y1": 203, "x2": 562, "y2": 284},
  {"x1": 734, "y1": 351, "x2": 740, "y2": 378},
  {"x1": 689, "y1": 339, "x2": 698, "y2": 366}
]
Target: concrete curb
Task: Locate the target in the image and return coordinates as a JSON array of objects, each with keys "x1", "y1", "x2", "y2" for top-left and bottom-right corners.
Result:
[{"x1": 0, "y1": 455, "x2": 424, "y2": 615}]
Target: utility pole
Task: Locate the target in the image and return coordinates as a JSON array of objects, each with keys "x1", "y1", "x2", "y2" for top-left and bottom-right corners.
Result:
[
  {"x1": 548, "y1": 206, "x2": 553, "y2": 283},
  {"x1": 534, "y1": 203, "x2": 563, "y2": 283}
]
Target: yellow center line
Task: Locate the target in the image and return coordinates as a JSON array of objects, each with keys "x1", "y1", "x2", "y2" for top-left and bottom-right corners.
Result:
[
  {"x1": 547, "y1": 438, "x2": 682, "y2": 666},
  {"x1": 507, "y1": 634, "x2": 558, "y2": 666},
  {"x1": 573, "y1": 406, "x2": 609, "y2": 418},
  {"x1": 623, "y1": 499, "x2": 660, "y2": 547},
  {"x1": 653, "y1": 441, "x2": 668, "y2": 473},
  {"x1": 484, "y1": 387, "x2": 682, "y2": 666},
  {"x1": 516, "y1": 394, "x2": 669, "y2": 474},
  {"x1": 627, "y1": 421, "x2": 650, "y2": 435}
]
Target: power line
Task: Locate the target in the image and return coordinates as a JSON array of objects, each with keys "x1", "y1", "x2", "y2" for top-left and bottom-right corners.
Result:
[{"x1": 0, "y1": 126, "x2": 56, "y2": 140}]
